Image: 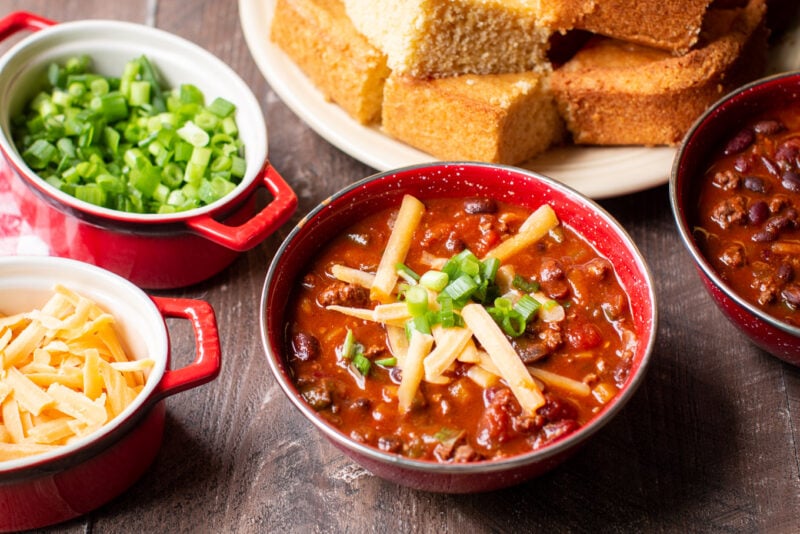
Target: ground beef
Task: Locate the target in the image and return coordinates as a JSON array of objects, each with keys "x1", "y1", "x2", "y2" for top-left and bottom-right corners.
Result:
[
  {"x1": 317, "y1": 281, "x2": 371, "y2": 308},
  {"x1": 711, "y1": 195, "x2": 748, "y2": 229}
]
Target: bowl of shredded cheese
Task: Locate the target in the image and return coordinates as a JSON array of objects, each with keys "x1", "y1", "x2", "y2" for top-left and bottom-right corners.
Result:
[{"x1": 0, "y1": 255, "x2": 221, "y2": 532}]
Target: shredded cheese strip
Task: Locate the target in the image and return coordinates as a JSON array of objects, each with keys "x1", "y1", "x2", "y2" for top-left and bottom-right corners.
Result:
[
  {"x1": 0, "y1": 287, "x2": 154, "y2": 461},
  {"x1": 466, "y1": 365, "x2": 500, "y2": 388},
  {"x1": 331, "y1": 264, "x2": 375, "y2": 289},
  {"x1": 325, "y1": 305, "x2": 375, "y2": 322},
  {"x1": 373, "y1": 302, "x2": 414, "y2": 323},
  {"x1": 0, "y1": 442, "x2": 59, "y2": 461},
  {"x1": 386, "y1": 325, "x2": 408, "y2": 368},
  {"x1": 484, "y1": 204, "x2": 559, "y2": 263},
  {"x1": 5, "y1": 367, "x2": 54, "y2": 416},
  {"x1": 527, "y1": 366, "x2": 591, "y2": 397},
  {"x1": 370, "y1": 194, "x2": 426, "y2": 303},
  {"x1": 397, "y1": 330, "x2": 434, "y2": 413},
  {"x1": 461, "y1": 303, "x2": 545, "y2": 415},
  {"x1": 423, "y1": 326, "x2": 473, "y2": 381}
]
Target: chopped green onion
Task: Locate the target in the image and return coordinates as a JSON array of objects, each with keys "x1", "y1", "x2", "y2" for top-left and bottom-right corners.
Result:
[
  {"x1": 513, "y1": 294, "x2": 541, "y2": 322},
  {"x1": 404, "y1": 285, "x2": 428, "y2": 317},
  {"x1": 177, "y1": 120, "x2": 210, "y2": 147},
  {"x1": 340, "y1": 328, "x2": 356, "y2": 360},
  {"x1": 396, "y1": 262, "x2": 420, "y2": 283},
  {"x1": 487, "y1": 297, "x2": 528, "y2": 337},
  {"x1": 481, "y1": 257, "x2": 500, "y2": 282},
  {"x1": 512, "y1": 274, "x2": 539, "y2": 293},
  {"x1": 10, "y1": 54, "x2": 245, "y2": 214},
  {"x1": 405, "y1": 315, "x2": 431, "y2": 337},
  {"x1": 22, "y1": 139, "x2": 57, "y2": 169},
  {"x1": 419, "y1": 270, "x2": 448, "y2": 292},
  {"x1": 208, "y1": 97, "x2": 236, "y2": 117},
  {"x1": 374, "y1": 357, "x2": 397, "y2": 367},
  {"x1": 442, "y1": 274, "x2": 478, "y2": 302},
  {"x1": 352, "y1": 351, "x2": 371, "y2": 376}
]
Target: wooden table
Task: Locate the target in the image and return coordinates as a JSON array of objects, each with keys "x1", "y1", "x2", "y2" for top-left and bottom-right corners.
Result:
[{"x1": 2, "y1": 1, "x2": 799, "y2": 532}]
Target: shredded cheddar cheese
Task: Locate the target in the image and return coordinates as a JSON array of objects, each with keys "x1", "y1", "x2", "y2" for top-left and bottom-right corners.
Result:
[{"x1": 0, "y1": 285, "x2": 154, "y2": 461}]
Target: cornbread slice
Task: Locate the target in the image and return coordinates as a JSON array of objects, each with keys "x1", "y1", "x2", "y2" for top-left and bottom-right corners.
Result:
[
  {"x1": 530, "y1": 0, "x2": 714, "y2": 54},
  {"x1": 382, "y1": 72, "x2": 565, "y2": 165},
  {"x1": 343, "y1": 0, "x2": 552, "y2": 78},
  {"x1": 270, "y1": 0, "x2": 390, "y2": 124},
  {"x1": 549, "y1": 0, "x2": 768, "y2": 146}
]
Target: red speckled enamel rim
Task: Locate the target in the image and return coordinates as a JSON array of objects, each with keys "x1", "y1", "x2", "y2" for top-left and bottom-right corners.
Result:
[
  {"x1": 0, "y1": 255, "x2": 220, "y2": 479},
  {"x1": 260, "y1": 161, "x2": 658, "y2": 476}
]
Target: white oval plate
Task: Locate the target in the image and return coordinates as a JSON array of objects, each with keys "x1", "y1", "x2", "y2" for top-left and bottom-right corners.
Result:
[{"x1": 239, "y1": 0, "x2": 800, "y2": 199}]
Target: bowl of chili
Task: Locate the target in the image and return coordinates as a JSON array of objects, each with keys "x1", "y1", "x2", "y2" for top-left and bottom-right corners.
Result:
[
  {"x1": 261, "y1": 161, "x2": 657, "y2": 492},
  {"x1": 671, "y1": 70, "x2": 800, "y2": 366},
  {"x1": 0, "y1": 12, "x2": 297, "y2": 289}
]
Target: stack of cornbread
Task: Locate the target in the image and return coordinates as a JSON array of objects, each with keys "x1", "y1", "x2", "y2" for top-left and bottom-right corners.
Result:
[{"x1": 270, "y1": 0, "x2": 770, "y2": 165}]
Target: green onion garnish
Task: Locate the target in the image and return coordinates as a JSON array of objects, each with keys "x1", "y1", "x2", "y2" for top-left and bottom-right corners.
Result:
[
  {"x1": 340, "y1": 328, "x2": 356, "y2": 360},
  {"x1": 374, "y1": 357, "x2": 397, "y2": 367},
  {"x1": 11, "y1": 54, "x2": 246, "y2": 214},
  {"x1": 419, "y1": 270, "x2": 449, "y2": 292},
  {"x1": 512, "y1": 274, "x2": 539, "y2": 293},
  {"x1": 352, "y1": 351, "x2": 371, "y2": 376},
  {"x1": 403, "y1": 285, "x2": 428, "y2": 317},
  {"x1": 442, "y1": 274, "x2": 478, "y2": 301},
  {"x1": 513, "y1": 294, "x2": 541, "y2": 322},
  {"x1": 396, "y1": 262, "x2": 420, "y2": 284}
]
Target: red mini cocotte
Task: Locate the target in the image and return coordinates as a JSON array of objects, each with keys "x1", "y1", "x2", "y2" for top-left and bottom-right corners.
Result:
[
  {"x1": 0, "y1": 256, "x2": 221, "y2": 532},
  {"x1": 0, "y1": 12, "x2": 297, "y2": 289}
]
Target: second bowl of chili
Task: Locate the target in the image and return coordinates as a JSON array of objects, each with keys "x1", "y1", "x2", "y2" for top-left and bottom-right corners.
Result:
[
  {"x1": 671, "y1": 70, "x2": 800, "y2": 366},
  {"x1": 261, "y1": 162, "x2": 657, "y2": 492}
]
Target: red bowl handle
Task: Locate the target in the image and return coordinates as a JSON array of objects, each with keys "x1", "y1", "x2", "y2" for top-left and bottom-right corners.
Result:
[
  {"x1": 185, "y1": 162, "x2": 298, "y2": 251},
  {"x1": 149, "y1": 296, "x2": 221, "y2": 402},
  {"x1": 0, "y1": 11, "x2": 55, "y2": 41}
]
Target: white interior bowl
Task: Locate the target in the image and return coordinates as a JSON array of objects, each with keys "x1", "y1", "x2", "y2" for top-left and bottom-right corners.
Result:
[
  {"x1": 0, "y1": 255, "x2": 167, "y2": 473},
  {"x1": 0, "y1": 19, "x2": 267, "y2": 222}
]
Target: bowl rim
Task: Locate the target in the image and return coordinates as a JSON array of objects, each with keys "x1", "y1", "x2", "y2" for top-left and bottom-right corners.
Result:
[
  {"x1": 0, "y1": 255, "x2": 169, "y2": 477},
  {"x1": 0, "y1": 18, "x2": 267, "y2": 225},
  {"x1": 260, "y1": 161, "x2": 658, "y2": 475},
  {"x1": 669, "y1": 69, "x2": 800, "y2": 339}
]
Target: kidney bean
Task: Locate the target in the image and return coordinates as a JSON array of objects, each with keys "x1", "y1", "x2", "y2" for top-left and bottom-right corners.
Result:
[
  {"x1": 760, "y1": 156, "x2": 780, "y2": 178},
  {"x1": 752, "y1": 229, "x2": 777, "y2": 242},
  {"x1": 292, "y1": 332, "x2": 321, "y2": 361},
  {"x1": 753, "y1": 119, "x2": 784, "y2": 135},
  {"x1": 766, "y1": 214, "x2": 792, "y2": 234},
  {"x1": 781, "y1": 284, "x2": 800, "y2": 309},
  {"x1": 464, "y1": 198, "x2": 497, "y2": 214},
  {"x1": 748, "y1": 200, "x2": 769, "y2": 224},
  {"x1": 781, "y1": 283, "x2": 800, "y2": 309},
  {"x1": 777, "y1": 262, "x2": 794, "y2": 284},
  {"x1": 723, "y1": 128, "x2": 755, "y2": 155},
  {"x1": 743, "y1": 175, "x2": 767, "y2": 193},
  {"x1": 734, "y1": 155, "x2": 753, "y2": 173},
  {"x1": 775, "y1": 138, "x2": 800, "y2": 167},
  {"x1": 781, "y1": 170, "x2": 800, "y2": 192}
]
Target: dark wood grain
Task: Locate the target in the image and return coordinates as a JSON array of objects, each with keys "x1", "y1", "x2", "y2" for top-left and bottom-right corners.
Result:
[{"x1": 1, "y1": 1, "x2": 799, "y2": 532}]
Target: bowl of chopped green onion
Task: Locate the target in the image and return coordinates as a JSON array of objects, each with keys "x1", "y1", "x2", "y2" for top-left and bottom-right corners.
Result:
[{"x1": 0, "y1": 12, "x2": 297, "y2": 288}]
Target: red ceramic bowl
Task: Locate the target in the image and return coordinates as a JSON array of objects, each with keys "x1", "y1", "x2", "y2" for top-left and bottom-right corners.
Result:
[
  {"x1": 260, "y1": 162, "x2": 657, "y2": 493},
  {"x1": 0, "y1": 256, "x2": 221, "y2": 532},
  {"x1": 0, "y1": 12, "x2": 297, "y2": 289},
  {"x1": 670, "y1": 71, "x2": 800, "y2": 366}
]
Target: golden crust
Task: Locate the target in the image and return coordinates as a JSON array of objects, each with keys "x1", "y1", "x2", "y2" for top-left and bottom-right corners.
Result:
[
  {"x1": 382, "y1": 72, "x2": 565, "y2": 164},
  {"x1": 531, "y1": 0, "x2": 714, "y2": 53},
  {"x1": 270, "y1": 0, "x2": 390, "y2": 124},
  {"x1": 549, "y1": 0, "x2": 768, "y2": 146}
]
